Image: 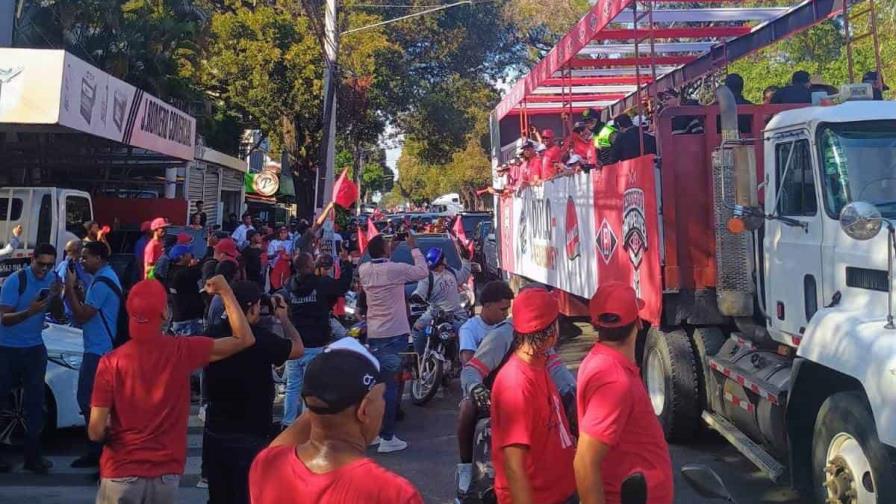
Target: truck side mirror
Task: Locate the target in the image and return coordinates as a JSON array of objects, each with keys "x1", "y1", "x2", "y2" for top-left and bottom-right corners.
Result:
[
  {"x1": 840, "y1": 201, "x2": 883, "y2": 240},
  {"x1": 680, "y1": 464, "x2": 736, "y2": 502}
]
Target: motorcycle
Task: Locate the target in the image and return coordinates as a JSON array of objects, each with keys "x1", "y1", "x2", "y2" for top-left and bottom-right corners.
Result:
[{"x1": 410, "y1": 304, "x2": 461, "y2": 405}]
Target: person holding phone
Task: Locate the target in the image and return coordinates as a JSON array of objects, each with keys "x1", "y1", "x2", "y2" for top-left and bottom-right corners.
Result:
[{"x1": 0, "y1": 243, "x2": 62, "y2": 474}]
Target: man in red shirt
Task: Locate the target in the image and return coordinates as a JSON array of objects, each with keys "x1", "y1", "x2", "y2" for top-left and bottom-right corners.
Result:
[
  {"x1": 541, "y1": 129, "x2": 562, "y2": 180},
  {"x1": 575, "y1": 282, "x2": 674, "y2": 504},
  {"x1": 491, "y1": 287, "x2": 577, "y2": 504},
  {"x1": 518, "y1": 140, "x2": 538, "y2": 186},
  {"x1": 88, "y1": 275, "x2": 256, "y2": 504},
  {"x1": 250, "y1": 337, "x2": 424, "y2": 504},
  {"x1": 143, "y1": 217, "x2": 170, "y2": 280}
]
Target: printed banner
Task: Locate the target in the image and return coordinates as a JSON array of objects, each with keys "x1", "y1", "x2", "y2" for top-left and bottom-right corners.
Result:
[
  {"x1": 0, "y1": 49, "x2": 65, "y2": 124},
  {"x1": 498, "y1": 157, "x2": 661, "y2": 324}
]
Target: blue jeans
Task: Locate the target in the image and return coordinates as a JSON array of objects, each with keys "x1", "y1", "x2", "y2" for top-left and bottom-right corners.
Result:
[
  {"x1": 78, "y1": 352, "x2": 103, "y2": 458},
  {"x1": 282, "y1": 347, "x2": 323, "y2": 426},
  {"x1": 368, "y1": 335, "x2": 407, "y2": 440},
  {"x1": 0, "y1": 344, "x2": 48, "y2": 462},
  {"x1": 171, "y1": 319, "x2": 203, "y2": 336}
]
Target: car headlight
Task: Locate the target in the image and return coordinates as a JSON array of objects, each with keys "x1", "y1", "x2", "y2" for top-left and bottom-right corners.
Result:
[{"x1": 48, "y1": 352, "x2": 83, "y2": 370}]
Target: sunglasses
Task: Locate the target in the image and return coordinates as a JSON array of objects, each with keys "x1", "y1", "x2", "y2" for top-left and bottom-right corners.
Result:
[{"x1": 34, "y1": 261, "x2": 55, "y2": 269}]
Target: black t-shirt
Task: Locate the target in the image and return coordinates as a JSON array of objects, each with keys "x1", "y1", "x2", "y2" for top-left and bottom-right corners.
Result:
[
  {"x1": 168, "y1": 264, "x2": 205, "y2": 322},
  {"x1": 771, "y1": 85, "x2": 811, "y2": 104},
  {"x1": 205, "y1": 322, "x2": 292, "y2": 437},
  {"x1": 242, "y1": 247, "x2": 264, "y2": 286}
]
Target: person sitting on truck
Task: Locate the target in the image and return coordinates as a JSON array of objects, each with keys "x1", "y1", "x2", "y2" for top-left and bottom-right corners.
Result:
[
  {"x1": 608, "y1": 114, "x2": 658, "y2": 163},
  {"x1": 0, "y1": 243, "x2": 63, "y2": 474},
  {"x1": 143, "y1": 217, "x2": 170, "y2": 280},
  {"x1": 0, "y1": 225, "x2": 23, "y2": 260},
  {"x1": 863, "y1": 70, "x2": 889, "y2": 101},
  {"x1": 771, "y1": 70, "x2": 812, "y2": 104},
  {"x1": 724, "y1": 73, "x2": 753, "y2": 105},
  {"x1": 574, "y1": 282, "x2": 673, "y2": 504}
]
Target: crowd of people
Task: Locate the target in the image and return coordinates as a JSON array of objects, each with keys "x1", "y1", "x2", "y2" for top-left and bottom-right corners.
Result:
[{"x1": 497, "y1": 68, "x2": 889, "y2": 195}]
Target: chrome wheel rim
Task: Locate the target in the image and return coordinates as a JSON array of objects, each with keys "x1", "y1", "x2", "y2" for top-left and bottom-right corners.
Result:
[
  {"x1": 0, "y1": 387, "x2": 25, "y2": 445},
  {"x1": 412, "y1": 355, "x2": 438, "y2": 398},
  {"x1": 646, "y1": 350, "x2": 666, "y2": 416}
]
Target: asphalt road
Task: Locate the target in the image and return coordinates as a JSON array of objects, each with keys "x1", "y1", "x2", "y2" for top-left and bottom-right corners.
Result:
[{"x1": 0, "y1": 321, "x2": 807, "y2": 503}]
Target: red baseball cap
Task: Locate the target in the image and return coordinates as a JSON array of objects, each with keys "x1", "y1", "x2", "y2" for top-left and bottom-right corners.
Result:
[
  {"x1": 589, "y1": 281, "x2": 645, "y2": 328},
  {"x1": 126, "y1": 279, "x2": 167, "y2": 340},
  {"x1": 512, "y1": 287, "x2": 559, "y2": 333},
  {"x1": 140, "y1": 221, "x2": 151, "y2": 232},
  {"x1": 215, "y1": 238, "x2": 240, "y2": 259},
  {"x1": 150, "y1": 217, "x2": 170, "y2": 231},
  {"x1": 176, "y1": 232, "x2": 193, "y2": 245},
  {"x1": 542, "y1": 128, "x2": 555, "y2": 139}
]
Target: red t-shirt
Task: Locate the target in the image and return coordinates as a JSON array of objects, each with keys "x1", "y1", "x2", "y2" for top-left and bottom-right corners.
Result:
[
  {"x1": 249, "y1": 445, "x2": 423, "y2": 504},
  {"x1": 91, "y1": 335, "x2": 214, "y2": 478},
  {"x1": 576, "y1": 344, "x2": 674, "y2": 504},
  {"x1": 542, "y1": 145, "x2": 562, "y2": 179},
  {"x1": 491, "y1": 354, "x2": 576, "y2": 504},
  {"x1": 143, "y1": 238, "x2": 164, "y2": 279},
  {"x1": 570, "y1": 135, "x2": 597, "y2": 165}
]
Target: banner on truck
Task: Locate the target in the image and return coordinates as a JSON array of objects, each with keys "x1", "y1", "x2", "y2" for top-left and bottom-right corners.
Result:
[
  {"x1": 0, "y1": 49, "x2": 196, "y2": 161},
  {"x1": 499, "y1": 156, "x2": 661, "y2": 324}
]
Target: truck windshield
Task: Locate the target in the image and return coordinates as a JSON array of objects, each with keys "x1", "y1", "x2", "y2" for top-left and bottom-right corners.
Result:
[{"x1": 818, "y1": 120, "x2": 896, "y2": 219}]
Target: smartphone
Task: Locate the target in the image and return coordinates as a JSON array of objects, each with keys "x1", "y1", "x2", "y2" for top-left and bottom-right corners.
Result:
[
  {"x1": 67, "y1": 260, "x2": 77, "y2": 273},
  {"x1": 37, "y1": 288, "x2": 50, "y2": 301}
]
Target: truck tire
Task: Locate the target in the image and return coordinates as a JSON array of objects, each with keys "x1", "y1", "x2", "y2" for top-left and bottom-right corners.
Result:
[
  {"x1": 642, "y1": 328, "x2": 700, "y2": 442},
  {"x1": 691, "y1": 327, "x2": 726, "y2": 413},
  {"x1": 812, "y1": 391, "x2": 896, "y2": 504}
]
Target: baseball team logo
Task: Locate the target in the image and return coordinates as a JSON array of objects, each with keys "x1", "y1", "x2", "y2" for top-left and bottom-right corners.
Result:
[
  {"x1": 623, "y1": 187, "x2": 647, "y2": 295},
  {"x1": 565, "y1": 196, "x2": 581, "y2": 260},
  {"x1": 596, "y1": 218, "x2": 617, "y2": 265}
]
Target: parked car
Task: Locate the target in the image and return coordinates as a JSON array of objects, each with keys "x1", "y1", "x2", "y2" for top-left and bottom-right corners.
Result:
[{"x1": 0, "y1": 323, "x2": 84, "y2": 445}]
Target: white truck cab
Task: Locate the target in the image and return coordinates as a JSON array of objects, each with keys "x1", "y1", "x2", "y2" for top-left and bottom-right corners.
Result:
[{"x1": 0, "y1": 187, "x2": 93, "y2": 284}]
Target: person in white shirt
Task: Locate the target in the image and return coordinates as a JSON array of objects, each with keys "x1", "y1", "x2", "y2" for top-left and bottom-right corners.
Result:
[
  {"x1": 231, "y1": 213, "x2": 255, "y2": 249},
  {"x1": 266, "y1": 226, "x2": 294, "y2": 259},
  {"x1": 457, "y1": 280, "x2": 515, "y2": 363}
]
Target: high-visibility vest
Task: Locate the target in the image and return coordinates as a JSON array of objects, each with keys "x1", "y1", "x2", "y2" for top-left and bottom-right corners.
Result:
[{"x1": 596, "y1": 124, "x2": 617, "y2": 148}]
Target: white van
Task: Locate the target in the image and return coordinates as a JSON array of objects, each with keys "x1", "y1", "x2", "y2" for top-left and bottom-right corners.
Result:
[
  {"x1": 0, "y1": 187, "x2": 93, "y2": 284},
  {"x1": 432, "y1": 193, "x2": 464, "y2": 216}
]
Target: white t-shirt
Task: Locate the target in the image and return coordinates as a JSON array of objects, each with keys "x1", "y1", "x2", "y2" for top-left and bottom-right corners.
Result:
[{"x1": 459, "y1": 315, "x2": 498, "y2": 353}]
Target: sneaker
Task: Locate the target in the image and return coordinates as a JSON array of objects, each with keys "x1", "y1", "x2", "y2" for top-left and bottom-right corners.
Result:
[
  {"x1": 23, "y1": 457, "x2": 53, "y2": 475},
  {"x1": 377, "y1": 436, "x2": 408, "y2": 453},
  {"x1": 196, "y1": 477, "x2": 208, "y2": 489},
  {"x1": 456, "y1": 462, "x2": 473, "y2": 496},
  {"x1": 198, "y1": 405, "x2": 207, "y2": 424},
  {"x1": 70, "y1": 454, "x2": 100, "y2": 468},
  {"x1": 369, "y1": 436, "x2": 382, "y2": 447}
]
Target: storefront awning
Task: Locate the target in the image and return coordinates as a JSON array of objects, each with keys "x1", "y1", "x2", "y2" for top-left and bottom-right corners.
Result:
[{"x1": 0, "y1": 48, "x2": 196, "y2": 161}]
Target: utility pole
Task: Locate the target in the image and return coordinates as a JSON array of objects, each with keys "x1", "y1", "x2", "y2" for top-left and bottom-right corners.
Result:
[{"x1": 314, "y1": 0, "x2": 339, "y2": 212}]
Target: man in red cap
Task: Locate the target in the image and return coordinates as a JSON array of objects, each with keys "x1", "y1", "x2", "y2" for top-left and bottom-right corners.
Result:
[
  {"x1": 87, "y1": 275, "x2": 256, "y2": 504},
  {"x1": 574, "y1": 281, "x2": 673, "y2": 504},
  {"x1": 540, "y1": 129, "x2": 562, "y2": 180},
  {"x1": 490, "y1": 287, "x2": 576, "y2": 504},
  {"x1": 143, "y1": 217, "x2": 170, "y2": 280}
]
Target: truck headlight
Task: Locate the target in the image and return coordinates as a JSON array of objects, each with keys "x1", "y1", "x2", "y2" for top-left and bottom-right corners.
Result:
[{"x1": 49, "y1": 352, "x2": 83, "y2": 370}]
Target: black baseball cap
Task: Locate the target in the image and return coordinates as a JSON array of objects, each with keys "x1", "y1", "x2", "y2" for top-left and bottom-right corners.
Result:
[
  {"x1": 301, "y1": 338, "x2": 384, "y2": 415},
  {"x1": 231, "y1": 281, "x2": 263, "y2": 311}
]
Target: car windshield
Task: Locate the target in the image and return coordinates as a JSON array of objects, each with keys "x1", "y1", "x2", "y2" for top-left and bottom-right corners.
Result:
[{"x1": 818, "y1": 120, "x2": 896, "y2": 218}]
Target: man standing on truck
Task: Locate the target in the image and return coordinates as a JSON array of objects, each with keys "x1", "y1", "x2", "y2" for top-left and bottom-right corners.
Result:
[
  {"x1": 358, "y1": 233, "x2": 428, "y2": 453},
  {"x1": 144, "y1": 217, "x2": 170, "y2": 280},
  {"x1": 771, "y1": 70, "x2": 812, "y2": 104},
  {"x1": 574, "y1": 282, "x2": 673, "y2": 504},
  {"x1": 490, "y1": 287, "x2": 576, "y2": 504},
  {"x1": 63, "y1": 240, "x2": 121, "y2": 470},
  {"x1": 0, "y1": 243, "x2": 62, "y2": 474}
]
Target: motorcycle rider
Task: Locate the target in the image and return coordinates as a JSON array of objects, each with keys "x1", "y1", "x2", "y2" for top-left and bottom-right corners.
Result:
[
  {"x1": 411, "y1": 247, "x2": 469, "y2": 358},
  {"x1": 455, "y1": 284, "x2": 576, "y2": 503}
]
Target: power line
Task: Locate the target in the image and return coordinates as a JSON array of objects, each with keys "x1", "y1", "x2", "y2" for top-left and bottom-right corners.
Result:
[{"x1": 341, "y1": 0, "x2": 473, "y2": 35}]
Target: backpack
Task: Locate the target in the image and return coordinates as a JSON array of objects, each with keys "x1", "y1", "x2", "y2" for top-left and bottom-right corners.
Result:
[{"x1": 92, "y1": 276, "x2": 130, "y2": 348}]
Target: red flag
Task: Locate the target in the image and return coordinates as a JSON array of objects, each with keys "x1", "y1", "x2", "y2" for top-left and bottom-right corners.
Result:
[
  {"x1": 452, "y1": 216, "x2": 468, "y2": 244},
  {"x1": 367, "y1": 218, "x2": 380, "y2": 239},
  {"x1": 358, "y1": 226, "x2": 369, "y2": 253},
  {"x1": 332, "y1": 169, "x2": 359, "y2": 209}
]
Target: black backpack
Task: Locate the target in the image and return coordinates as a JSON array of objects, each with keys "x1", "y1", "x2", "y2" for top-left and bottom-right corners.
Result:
[{"x1": 92, "y1": 276, "x2": 130, "y2": 348}]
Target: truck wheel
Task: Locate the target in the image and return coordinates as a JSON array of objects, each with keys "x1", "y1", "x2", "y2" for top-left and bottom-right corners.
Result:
[
  {"x1": 642, "y1": 328, "x2": 700, "y2": 442},
  {"x1": 692, "y1": 327, "x2": 726, "y2": 413},
  {"x1": 812, "y1": 391, "x2": 896, "y2": 504}
]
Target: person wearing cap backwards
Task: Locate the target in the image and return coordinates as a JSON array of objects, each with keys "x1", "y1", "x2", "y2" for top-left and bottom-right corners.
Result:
[
  {"x1": 88, "y1": 275, "x2": 255, "y2": 504},
  {"x1": 358, "y1": 233, "x2": 428, "y2": 453},
  {"x1": 490, "y1": 287, "x2": 577, "y2": 504},
  {"x1": 250, "y1": 338, "x2": 424, "y2": 504},
  {"x1": 166, "y1": 244, "x2": 205, "y2": 336},
  {"x1": 574, "y1": 281, "x2": 673, "y2": 504},
  {"x1": 144, "y1": 217, "x2": 171, "y2": 280},
  {"x1": 134, "y1": 221, "x2": 152, "y2": 280},
  {"x1": 203, "y1": 281, "x2": 303, "y2": 504}
]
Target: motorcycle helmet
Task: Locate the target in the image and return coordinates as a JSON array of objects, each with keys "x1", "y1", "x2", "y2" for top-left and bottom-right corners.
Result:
[{"x1": 425, "y1": 247, "x2": 445, "y2": 269}]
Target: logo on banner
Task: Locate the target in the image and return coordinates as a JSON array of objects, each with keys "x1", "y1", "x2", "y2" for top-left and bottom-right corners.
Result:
[
  {"x1": 518, "y1": 205, "x2": 528, "y2": 255},
  {"x1": 602, "y1": 0, "x2": 611, "y2": 19},
  {"x1": 565, "y1": 196, "x2": 581, "y2": 260},
  {"x1": 588, "y1": 14, "x2": 598, "y2": 31},
  {"x1": 596, "y1": 218, "x2": 617, "y2": 265},
  {"x1": 623, "y1": 187, "x2": 647, "y2": 295}
]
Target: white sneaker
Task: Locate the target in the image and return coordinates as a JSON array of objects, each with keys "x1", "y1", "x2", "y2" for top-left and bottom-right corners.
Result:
[
  {"x1": 377, "y1": 435, "x2": 408, "y2": 453},
  {"x1": 456, "y1": 462, "x2": 473, "y2": 495},
  {"x1": 196, "y1": 477, "x2": 208, "y2": 489},
  {"x1": 197, "y1": 405, "x2": 207, "y2": 424},
  {"x1": 369, "y1": 436, "x2": 382, "y2": 446}
]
